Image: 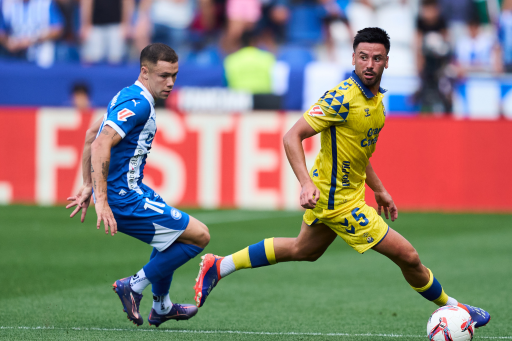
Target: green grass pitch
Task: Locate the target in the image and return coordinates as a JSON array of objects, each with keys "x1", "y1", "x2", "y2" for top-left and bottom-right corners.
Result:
[{"x1": 1, "y1": 205, "x2": 511, "y2": 340}]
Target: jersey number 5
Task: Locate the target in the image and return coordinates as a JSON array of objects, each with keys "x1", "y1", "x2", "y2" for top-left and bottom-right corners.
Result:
[{"x1": 351, "y1": 207, "x2": 369, "y2": 226}]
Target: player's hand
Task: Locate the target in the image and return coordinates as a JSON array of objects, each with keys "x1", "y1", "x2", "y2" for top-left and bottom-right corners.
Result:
[
  {"x1": 66, "y1": 185, "x2": 93, "y2": 223},
  {"x1": 300, "y1": 181, "x2": 320, "y2": 209},
  {"x1": 375, "y1": 191, "x2": 398, "y2": 222},
  {"x1": 94, "y1": 200, "x2": 118, "y2": 236}
]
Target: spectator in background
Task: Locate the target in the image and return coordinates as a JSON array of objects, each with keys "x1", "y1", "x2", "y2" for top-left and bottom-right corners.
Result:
[
  {"x1": 132, "y1": 0, "x2": 152, "y2": 54},
  {"x1": 255, "y1": 0, "x2": 289, "y2": 53},
  {"x1": 438, "y1": 0, "x2": 475, "y2": 47},
  {"x1": 498, "y1": 0, "x2": 512, "y2": 73},
  {"x1": 222, "y1": 0, "x2": 262, "y2": 52},
  {"x1": 224, "y1": 31, "x2": 275, "y2": 93},
  {"x1": 80, "y1": 0, "x2": 134, "y2": 64},
  {"x1": 55, "y1": 0, "x2": 80, "y2": 62},
  {"x1": 0, "y1": 0, "x2": 63, "y2": 68},
  {"x1": 71, "y1": 82, "x2": 92, "y2": 110},
  {"x1": 415, "y1": 0, "x2": 452, "y2": 114},
  {"x1": 454, "y1": 16, "x2": 501, "y2": 76},
  {"x1": 149, "y1": 0, "x2": 195, "y2": 57}
]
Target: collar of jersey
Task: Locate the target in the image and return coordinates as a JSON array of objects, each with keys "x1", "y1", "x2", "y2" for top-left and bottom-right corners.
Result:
[
  {"x1": 350, "y1": 71, "x2": 387, "y2": 99},
  {"x1": 134, "y1": 80, "x2": 155, "y2": 106}
]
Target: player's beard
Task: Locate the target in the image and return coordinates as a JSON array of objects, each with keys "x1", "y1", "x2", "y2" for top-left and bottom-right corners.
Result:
[{"x1": 359, "y1": 70, "x2": 382, "y2": 88}]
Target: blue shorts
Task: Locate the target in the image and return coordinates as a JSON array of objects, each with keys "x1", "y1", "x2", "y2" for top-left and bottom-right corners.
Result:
[{"x1": 111, "y1": 191, "x2": 190, "y2": 252}]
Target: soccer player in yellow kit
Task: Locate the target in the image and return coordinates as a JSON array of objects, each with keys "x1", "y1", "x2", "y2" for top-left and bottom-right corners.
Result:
[{"x1": 194, "y1": 28, "x2": 490, "y2": 328}]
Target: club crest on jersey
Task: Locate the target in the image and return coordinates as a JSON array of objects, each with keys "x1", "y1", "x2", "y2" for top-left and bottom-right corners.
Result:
[
  {"x1": 308, "y1": 105, "x2": 325, "y2": 117},
  {"x1": 118, "y1": 108, "x2": 136, "y2": 121},
  {"x1": 364, "y1": 108, "x2": 370, "y2": 117}
]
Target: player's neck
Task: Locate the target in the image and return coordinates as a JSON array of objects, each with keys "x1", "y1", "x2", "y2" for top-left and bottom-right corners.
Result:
[{"x1": 137, "y1": 76, "x2": 158, "y2": 102}]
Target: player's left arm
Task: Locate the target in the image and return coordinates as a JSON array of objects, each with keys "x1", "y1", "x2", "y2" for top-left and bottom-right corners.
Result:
[{"x1": 366, "y1": 161, "x2": 398, "y2": 221}]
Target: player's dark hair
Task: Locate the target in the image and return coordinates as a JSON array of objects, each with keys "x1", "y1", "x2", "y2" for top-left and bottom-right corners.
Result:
[
  {"x1": 353, "y1": 27, "x2": 391, "y2": 55},
  {"x1": 71, "y1": 82, "x2": 90, "y2": 95},
  {"x1": 140, "y1": 43, "x2": 178, "y2": 69},
  {"x1": 421, "y1": 0, "x2": 438, "y2": 6}
]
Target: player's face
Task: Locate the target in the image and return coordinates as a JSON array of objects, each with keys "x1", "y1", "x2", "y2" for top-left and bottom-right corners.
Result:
[
  {"x1": 352, "y1": 43, "x2": 388, "y2": 89},
  {"x1": 144, "y1": 60, "x2": 179, "y2": 100}
]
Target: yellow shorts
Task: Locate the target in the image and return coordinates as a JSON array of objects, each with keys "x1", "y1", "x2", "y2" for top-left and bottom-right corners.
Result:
[{"x1": 303, "y1": 202, "x2": 389, "y2": 254}]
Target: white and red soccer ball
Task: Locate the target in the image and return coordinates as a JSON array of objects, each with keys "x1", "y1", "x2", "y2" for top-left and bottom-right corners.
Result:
[{"x1": 427, "y1": 305, "x2": 475, "y2": 341}]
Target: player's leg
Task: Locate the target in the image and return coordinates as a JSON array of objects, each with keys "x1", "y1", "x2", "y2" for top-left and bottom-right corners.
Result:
[
  {"x1": 145, "y1": 246, "x2": 200, "y2": 327},
  {"x1": 194, "y1": 220, "x2": 337, "y2": 307},
  {"x1": 128, "y1": 215, "x2": 209, "y2": 291},
  {"x1": 372, "y1": 227, "x2": 490, "y2": 327},
  {"x1": 113, "y1": 204, "x2": 208, "y2": 326}
]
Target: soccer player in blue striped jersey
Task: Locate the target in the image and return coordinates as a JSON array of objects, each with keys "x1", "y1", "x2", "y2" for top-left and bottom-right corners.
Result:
[
  {"x1": 66, "y1": 44, "x2": 209, "y2": 327},
  {"x1": 194, "y1": 28, "x2": 491, "y2": 328}
]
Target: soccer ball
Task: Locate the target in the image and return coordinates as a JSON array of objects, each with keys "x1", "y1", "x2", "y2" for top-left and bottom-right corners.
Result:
[{"x1": 426, "y1": 305, "x2": 475, "y2": 341}]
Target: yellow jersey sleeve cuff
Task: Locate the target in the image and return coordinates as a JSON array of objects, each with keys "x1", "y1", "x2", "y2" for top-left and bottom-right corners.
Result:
[{"x1": 303, "y1": 111, "x2": 326, "y2": 133}]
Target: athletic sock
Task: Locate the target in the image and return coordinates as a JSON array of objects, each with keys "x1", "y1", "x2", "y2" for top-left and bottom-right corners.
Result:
[
  {"x1": 225, "y1": 238, "x2": 277, "y2": 274},
  {"x1": 153, "y1": 293, "x2": 172, "y2": 315},
  {"x1": 219, "y1": 255, "x2": 236, "y2": 278},
  {"x1": 411, "y1": 268, "x2": 453, "y2": 306},
  {"x1": 130, "y1": 268, "x2": 150, "y2": 294},
  {"x1": 446, "y1": 296, "x2": 458, "y2": 306},
  {"x1": 143, "y1": 242, "x2": 203, "y2": 284}
]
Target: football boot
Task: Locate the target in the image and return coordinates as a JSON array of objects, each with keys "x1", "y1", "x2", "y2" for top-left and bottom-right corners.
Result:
[
  {"x1": 458, "y1": 303, "x2": 491, "y2": 328},
  {"x1": 194, "y1": 254, "x2": 223, "y2": 307},
  {"x1": 148, "y1": 304, "x2": 198, "y2": 327},
  {"x1": 112, "y1": 277, "x2": 144, "y2": 326}
]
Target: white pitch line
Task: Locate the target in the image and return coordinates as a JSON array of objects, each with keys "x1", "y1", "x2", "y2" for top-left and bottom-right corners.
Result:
[{"x1": 1, "y1": 326, "x2": 511, "y2": 339}]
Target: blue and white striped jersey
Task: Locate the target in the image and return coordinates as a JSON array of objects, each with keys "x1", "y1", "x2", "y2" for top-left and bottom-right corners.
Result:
[{"x1": 97, "y1": 80, "x2": 157, "y2": 206}]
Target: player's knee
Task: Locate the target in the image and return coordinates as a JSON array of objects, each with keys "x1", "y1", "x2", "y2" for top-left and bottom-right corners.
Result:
[
  {"x1": 293, "y1": 244, "x2": 323, "y2": 262},
  {"x1": 399, "y1": 249, "x2": 421, "y2": 270},
  {"x1": 197, "y1": 222, "x2": 210, "y2": 249},
  {"x1": 302, "y1": 252, "x2": 323, "y2": 262}
]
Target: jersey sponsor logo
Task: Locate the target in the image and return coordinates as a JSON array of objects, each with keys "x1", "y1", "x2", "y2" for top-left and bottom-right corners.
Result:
[
  {"x1": 360, "y1": 127, "x2": 383, "y2": 147},
  {"x1": 171, "y1": 208, "x2": 182, "y2": 220},
  {"x1": 308, "y1": 105, "x2": 325, "y2": 117},
  {"x1": 312, "y1": 169, "x2": 318, "y2": 177},
  {"x1": 118, "y1": 108, "x2": 136, "y2": 121},
  {"x1": 341, "y1": 161, "x2": 350, "y2": 187}
]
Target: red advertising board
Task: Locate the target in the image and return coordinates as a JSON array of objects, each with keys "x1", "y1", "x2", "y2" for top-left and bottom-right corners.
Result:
[{"x1": 1, "y1": 108, "x2": 511, "y2": 212}]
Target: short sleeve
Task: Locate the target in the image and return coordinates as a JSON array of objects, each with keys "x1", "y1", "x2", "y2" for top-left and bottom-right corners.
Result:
[
  {"x1": 303, "y1": 88, "x2": 349, "y2": 133},
  {"x1": 105, "y1": 99, "x2": 151, "y2": 138}
]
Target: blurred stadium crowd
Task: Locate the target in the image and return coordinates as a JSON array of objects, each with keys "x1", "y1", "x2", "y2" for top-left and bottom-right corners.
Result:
[{"x1": 1, "y1": 0, "x2": 511, "y2": 114}]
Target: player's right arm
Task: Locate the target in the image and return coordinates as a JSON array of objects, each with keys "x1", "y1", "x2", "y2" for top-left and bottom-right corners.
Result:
[
  {"x1": 91, "y1": 125, "x2": 122, "y2": 236},
  {"x1": 283, "y1": 117, "x2": 319, "y2": 209},
  {"x1": 66, "y1": 115, "x2": 103, "y2": 222}
]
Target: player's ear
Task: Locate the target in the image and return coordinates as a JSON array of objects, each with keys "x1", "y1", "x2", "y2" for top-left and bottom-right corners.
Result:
[
  {"x1": 352, "y1": 52, "x2": 355, "y2": 66},
  {"x1": 141, "y1": 65, "x2": 149, "y2": 80},
  {"x1": 385, "y1": 55, "x2": 389, "y2": 69}
]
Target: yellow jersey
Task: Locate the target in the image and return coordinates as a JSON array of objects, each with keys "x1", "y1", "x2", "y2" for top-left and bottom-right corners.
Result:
[{"x1": 303, "y1": 71, "x2": 387, "y2": 212}]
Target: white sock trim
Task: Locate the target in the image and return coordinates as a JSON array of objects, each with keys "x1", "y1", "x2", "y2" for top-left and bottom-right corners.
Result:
[
  {"x1": 219, "y1": 255, "x2": 236, "y2": 278},
  {"x1": 129, "y1": 269, "x2": 151, "y2": 294},
  {"x1": 153, "y1": 293, "x2": 172, "y2": 315},
  {"x1": 446, "y1": 296, "x2": 459, "y2": 306}
]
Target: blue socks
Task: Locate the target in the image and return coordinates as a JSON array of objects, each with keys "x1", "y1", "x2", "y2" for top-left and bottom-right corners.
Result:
[{"x1": 144, "y1": 242, "x2": 203, "y2": 296}]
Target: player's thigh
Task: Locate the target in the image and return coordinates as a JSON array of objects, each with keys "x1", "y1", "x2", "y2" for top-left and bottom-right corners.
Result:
[
  {"x1": 276, "y1": 220, "x2": 337, "y2": 261},
  {"x1": 372, "y1": 227, "x2": 421, "y2": 268},
  {"x1": 313, "y1": 204, "x2": 389, "y2": 254},
  {"x1": 176, "y1": 215, "x2": 210, "y2": 248}
]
